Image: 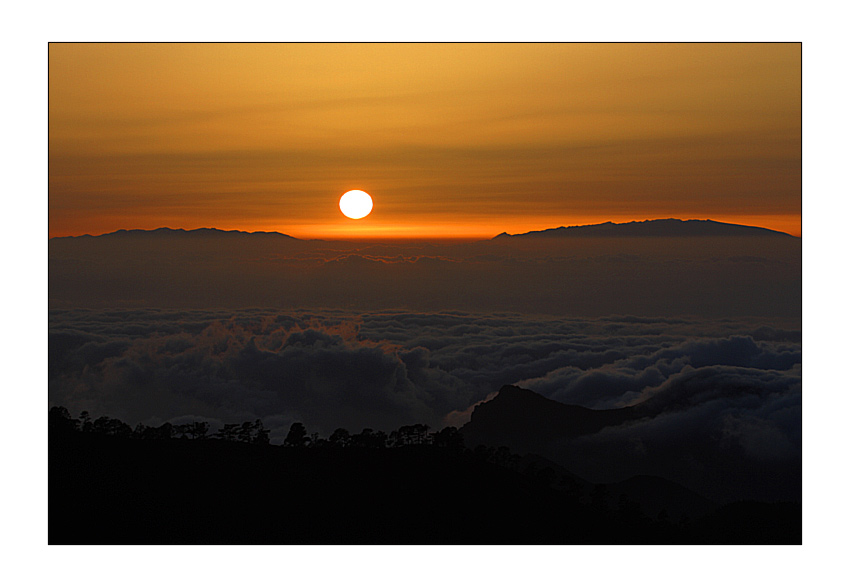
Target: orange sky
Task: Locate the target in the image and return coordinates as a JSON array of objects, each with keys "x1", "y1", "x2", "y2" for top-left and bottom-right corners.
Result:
[{"x1": 49, "y1": 43, "x2": 801, "y2": 238}]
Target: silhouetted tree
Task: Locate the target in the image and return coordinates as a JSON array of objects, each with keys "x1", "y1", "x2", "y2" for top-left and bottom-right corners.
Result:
[
  {"x1": 153, "y1": 422, "x2": 175, "y2": 440},
  {"x1": 50, "y1": 406, "x2": 73, "y2": 421},
  {"x1": 395, "y1": 425, "x2": 415, "y2": 446},
  {"x1": 190, "y1": 421, "x2": 210, "y2": 440},
  {"x1": 238, "y1": 421, "x2": 255, "y2": 443},
  {"x1": 173, "y1": 422, "x2": 212, "y2": 440},
  {"x1": 92, "y1": 416, "x2": 132, "y2": 437},
  {"x1": 134, "y1": 421, "x2": 174, "y2": 440},
  {"x1": 311, "y1": 432, "x2": 330, "y2": 448},
  {"x1": 217, "y1": 423, "x2": 241, "y2": 442},
  {"x1": 432, "y1": 426, "x2": 465, "y2": 451},
  {"x1": 414, "y1": 423, "x2": 430, "y2": 444},
  {"x1": 371, "y1": 430, "x2": 388, "y2": 449},
  {"x1": 49, "y1": 406, "x2": 79, "y2": 433},
  {"x1": 132, "y1": 423, "x2": 149, "y2": 439},
  {"x1": 351, "y1": 428, "x2": 386, "y2": 449},
  {"x1": 79, "y1": 410, "x2": 93, "y2": 433},
  {"x1": 328, "y1": 428, "x2": 351, "y2": 448},
  {"x1": 284, "y1": 423, "x2": 309, "y2": 447},
  {"x1": 252, "y1": 420, "x2": 269, "y2": 445}
]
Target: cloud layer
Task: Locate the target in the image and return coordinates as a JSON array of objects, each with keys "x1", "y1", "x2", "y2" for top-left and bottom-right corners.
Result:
[{"x1": 49, "y1": 309, "x2": 801, "y2": 457}]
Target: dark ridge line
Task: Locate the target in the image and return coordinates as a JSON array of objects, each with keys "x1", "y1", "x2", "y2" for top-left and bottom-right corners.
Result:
[
  {"x1": 493, "y1": 218, "x2": 797, "y2": 239},
  {"x1": 50, "y1": 227, "x2": 302, "y2": 240},
  {"x1": 49, "y1": 218, "x2": 799, "y2": 241}
]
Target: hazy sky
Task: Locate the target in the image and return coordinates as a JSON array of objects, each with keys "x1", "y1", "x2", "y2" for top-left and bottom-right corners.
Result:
[{"x1": 49, "y1": 43, "x2": 801, "y2": 238}]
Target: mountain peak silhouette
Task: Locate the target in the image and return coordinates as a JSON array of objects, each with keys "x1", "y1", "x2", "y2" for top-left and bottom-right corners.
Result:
[
  {"x1": 460, "y1": 385, "x2": 634, "y2": 449},
  {"x1": 52, "y1": 227, "x2": 300, "y2": 240},
  {"x1": 493, "y1": 218, "x2": 795, "y2": 239}
]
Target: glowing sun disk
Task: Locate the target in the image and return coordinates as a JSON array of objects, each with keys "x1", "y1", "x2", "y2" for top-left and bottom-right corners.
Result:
[{"x1": 339, "y1": 190, "x2": 373, "y2": 219}]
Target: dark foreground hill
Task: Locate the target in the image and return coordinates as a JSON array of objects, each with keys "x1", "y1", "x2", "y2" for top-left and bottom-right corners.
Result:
[
  {"x1": 461, "y1": 385, "x2": 636, "y2": 447},
  {"x1": 461, "y1": 385, "x2": 802, "y2": 505},
  {"x1": 49, "y1": 427, "x2": 800, "y2": 545}
]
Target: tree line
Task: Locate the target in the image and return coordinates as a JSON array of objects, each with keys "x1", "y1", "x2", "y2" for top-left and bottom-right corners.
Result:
[
  {"x1": 283, "y1": 421, "x2": 465, "y2": 450},
  {"x1": 48, "y1": 406, "x2": 464, "y2": 450},
  {"x1": 49, "y1": 406, "x2": 270, "y2": 444},
  {"x1": 47, "y1": 405, "x2": 711, "y2": 538}
]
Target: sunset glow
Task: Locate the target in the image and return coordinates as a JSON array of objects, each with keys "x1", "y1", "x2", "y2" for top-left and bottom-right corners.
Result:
[
  {"x1": 49, "y1": 43, "x2": 801, "y2": 238},
  {"x1": 48, "y1": 42, "x2": 803, "y2": 548}
]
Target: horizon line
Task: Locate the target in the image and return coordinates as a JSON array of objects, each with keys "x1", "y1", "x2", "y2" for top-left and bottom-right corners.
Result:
[{"x1": 48, "y1": 217, "x2": 801, "y2": 240}]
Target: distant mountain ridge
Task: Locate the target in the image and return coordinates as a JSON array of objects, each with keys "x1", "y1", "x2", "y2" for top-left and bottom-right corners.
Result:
[
  {"x1": 493, "y1": 219, "x2": 796, "y2": 239},
  {"x1": 51, "y1": 227, "x2": 300, "y2": 240},
  {"x1": 52, "y1": 218, "x2": 797, "y2": 241}
]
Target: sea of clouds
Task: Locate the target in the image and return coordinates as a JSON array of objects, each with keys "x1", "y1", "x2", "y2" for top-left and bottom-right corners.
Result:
[
  {"x1": 48, "y1": 308, "x2": 803, "y2": 500},
  {"x1": 49, "y1": 309, "x2": 799, "y2": 444}
]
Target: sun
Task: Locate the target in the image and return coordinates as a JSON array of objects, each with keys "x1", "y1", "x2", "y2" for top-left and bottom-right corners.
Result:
[{"x1": 339, "y1": 190, "x2": 373, "y2": 219}]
